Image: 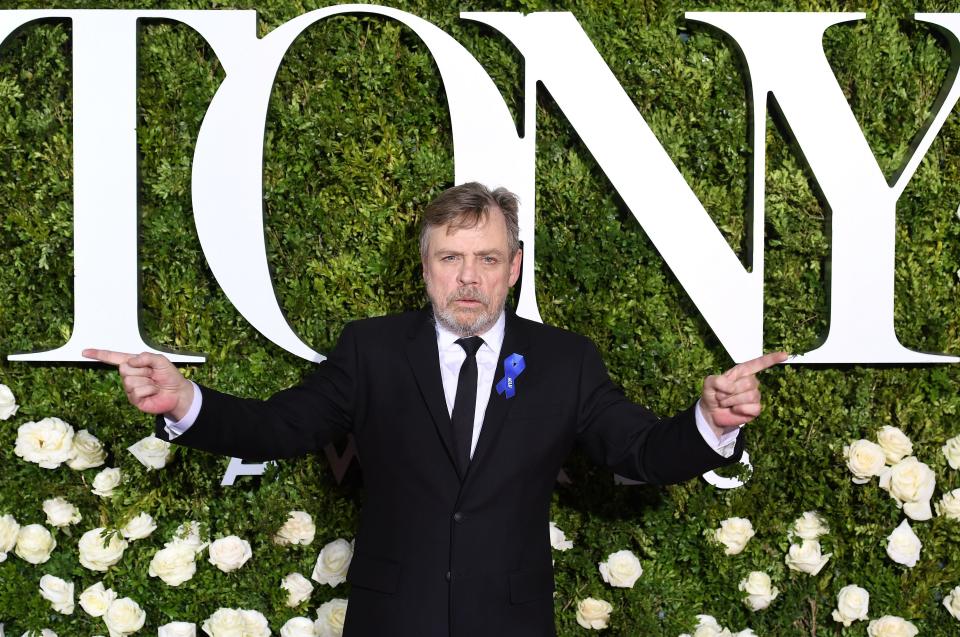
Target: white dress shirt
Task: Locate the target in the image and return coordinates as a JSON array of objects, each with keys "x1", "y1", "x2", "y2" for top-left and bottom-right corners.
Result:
[
  {"x1": 435, "y1": 311, "x2": 506, "y2": 459},
  {"x1": 164, "y1": 312, "x2": 740, "y2": 458}
]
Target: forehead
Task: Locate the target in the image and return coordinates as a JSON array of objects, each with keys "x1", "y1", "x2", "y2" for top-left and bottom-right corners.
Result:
[{"x1": 426, "y1": 211, "x2": 509, "y2": 252}]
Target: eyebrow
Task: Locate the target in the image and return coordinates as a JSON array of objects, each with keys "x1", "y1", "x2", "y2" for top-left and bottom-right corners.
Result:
[{"x1": 434, "y1": 249, "x2": 506, "y2": 257}]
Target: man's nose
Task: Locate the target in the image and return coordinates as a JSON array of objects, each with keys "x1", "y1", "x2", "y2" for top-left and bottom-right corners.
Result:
[{"x1": 457, "y1": 258, "x2": 479, "y2": 285}]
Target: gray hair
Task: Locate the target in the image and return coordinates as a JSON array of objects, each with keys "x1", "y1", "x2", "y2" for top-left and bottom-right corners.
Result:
[{"x1": 419, "y1": 182, "x2": 520, "y2": 259}]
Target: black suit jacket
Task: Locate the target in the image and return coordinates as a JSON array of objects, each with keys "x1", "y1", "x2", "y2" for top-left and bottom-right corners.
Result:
[{"x1": 158, "y1": 309, "x2": 743, "y2": 637}]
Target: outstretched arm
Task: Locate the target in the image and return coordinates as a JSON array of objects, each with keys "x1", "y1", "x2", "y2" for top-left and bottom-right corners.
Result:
[{"x1": 83, "y1": 325, "x2": 358, "y2": 461}]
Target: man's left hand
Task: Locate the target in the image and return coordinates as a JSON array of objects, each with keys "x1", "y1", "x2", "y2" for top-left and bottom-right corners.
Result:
[{"x1": 700, "y1": 351, "x2": 789, "y2": 438}]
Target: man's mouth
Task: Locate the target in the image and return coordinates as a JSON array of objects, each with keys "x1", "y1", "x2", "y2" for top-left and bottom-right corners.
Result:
[
  {"x1": 453, "y1": 299, "x2": 483, "y2": 312},
  {"x1": 449, "y1": 290, "x2": 487, "y2": 309}
]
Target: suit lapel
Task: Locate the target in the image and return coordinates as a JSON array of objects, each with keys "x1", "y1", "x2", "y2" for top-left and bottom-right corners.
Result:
[
  {"x1": 463, "y1": 311, "x2": 531, "y2": 486},
  {"x1": 404, "y1": 311, "x2": 459, "y2": 474}
]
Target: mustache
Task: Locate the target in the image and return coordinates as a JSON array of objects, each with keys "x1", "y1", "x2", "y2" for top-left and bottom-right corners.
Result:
[{"x1": 446, "y1": 287, "x2": 489, "y2": 305}]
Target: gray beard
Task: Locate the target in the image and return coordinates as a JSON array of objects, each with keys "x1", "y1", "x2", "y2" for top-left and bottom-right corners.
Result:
[
  {"x1": 432, "y1": 301, "x2": 503, "y2": 337},
  {"x1": 429, "y1": 287, "x2": 504, "y2": 337}
]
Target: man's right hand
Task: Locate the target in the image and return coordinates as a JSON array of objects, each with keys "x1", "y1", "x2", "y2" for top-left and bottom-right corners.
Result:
[{"x1": 82, "y1": 349, "x2": 194, "y2": 421}]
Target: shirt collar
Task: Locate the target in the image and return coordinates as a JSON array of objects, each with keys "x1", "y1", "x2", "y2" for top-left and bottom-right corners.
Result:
[{"x1": 435, "y1": 310, "x2": 506, "y2": 354}]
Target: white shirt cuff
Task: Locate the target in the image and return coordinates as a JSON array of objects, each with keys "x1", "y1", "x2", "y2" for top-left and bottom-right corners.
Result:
[
  {"x1": 695, "y1": 399, "x2": 740, "y2": 458},
  {"x1": 162, "y1": 381, "x2": 202, "y2": 440}
]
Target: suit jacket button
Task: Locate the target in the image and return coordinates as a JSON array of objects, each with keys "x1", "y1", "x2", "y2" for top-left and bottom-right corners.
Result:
[
  {"x1": 445, "y1": 570, "x2": 452, "y2": 582},
  {"x1": 453, "y1": 512, "x2": 464, "y2": 523}
]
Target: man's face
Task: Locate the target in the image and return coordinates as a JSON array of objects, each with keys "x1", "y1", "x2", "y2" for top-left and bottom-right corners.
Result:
[{"x1": 422, "y1": 210, "x2": 522, "y2": 336}]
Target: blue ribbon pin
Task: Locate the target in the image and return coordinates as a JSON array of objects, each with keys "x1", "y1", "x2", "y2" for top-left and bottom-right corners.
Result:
[{"x1": 495, "y1": 353, "x2": 526, "y2": 399}]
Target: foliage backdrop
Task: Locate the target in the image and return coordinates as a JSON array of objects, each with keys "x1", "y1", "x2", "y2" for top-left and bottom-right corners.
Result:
[{"x1": 1, "y1": 0, "x2": 960, "y2": 634}]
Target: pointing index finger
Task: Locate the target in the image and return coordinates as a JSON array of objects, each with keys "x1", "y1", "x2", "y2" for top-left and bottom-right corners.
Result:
[
  {"x1": 725, "y1": 351, "x2": 789, "y2": 380},
  {"x1": 81, "y1": 348, "x2": 133, "y2": 366}
]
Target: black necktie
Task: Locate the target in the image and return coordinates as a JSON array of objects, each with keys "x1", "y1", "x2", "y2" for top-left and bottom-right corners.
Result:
[{"x1": 451, "y1": 336, "x2": 484, "y2": 476}]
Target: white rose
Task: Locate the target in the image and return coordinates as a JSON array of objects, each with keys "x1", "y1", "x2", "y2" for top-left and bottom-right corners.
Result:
[
  {"x1": 39, "y1": 574, "x2": 74, "y2": 614},
  {"x1": 733, "y1": 631, "x2": 756, "y2": 637},
  {"x1": 690, "y1": 615, "x2": 730, "y2": 637},
  {"x1": 15, "y1": 523, "x2": 56, "y2": 564},
  {"x1": 311, "y1": 538, "x2": 353, "y2": 586},
  {"x1": 200, "y1": 609, "x2": 267, "y2": 637},
  {"x1": 0, "y1": 513, "x2": 20, "y2": 560},
  {"x1": 67, "y1": 429, "x2": 107, "y2": 470},
  {"x1": 866, "y1": 615, "x2": 918, "y2": 637},
  {"x1": 575, "y1": 597, "x2": 613, "y2": 630},
  {"x1": 79, "y1": 581, "x2": 117, "y2": 617},
  {"x1": 120, "y1": 512, "x2": 156, "y2": 540},
  {"x1": 549, "y1": 521, "x2": 573, "y2": 551},
  {"x1": 943, "y1": 434, "x2": 960, "y2": 470},
  {"x1": 149, "y1": 543, "x2": 198, "y2": 586},
  {"x1": 844, "y1": 439, "x2": 886, "y2": 484},
  {"x1": 281, "y1": 617, "x2": 317, "y2": 637},
  {"x1": 103, "y1": 597, "x2": 146, "y2": 637},
  {"x1": 694, "y1": 626, "x2": 732, "y2": 637},
  {"x1": 785, "y1": 539, "x2": 831, "y2": 576},
  {"x1": 790, "y1": 511, "x2": 829, "y2": 541},
  {"x1": 876, "y1": 426, "x2": 913, "y2": 464},
  {"x1": 166, "y1": 520, "x2": 208, "y2": 554},
  {"x1": 738, "y1": 571, "x2": 779, "y2": 611},
  {"x1": 886, "y1": 519, "x2": 922, "y2": 567},
  {"x1": 714, "y1": 517, "x2": 755, "y2": 555},
  {"x1": 281, "y1": 572, "x2": 314, "y2": 607},
  {"x1": 202, "y1": 608, "x2": 243, "y2": 636},
  {"x1": 937, "y1": 489, "x2": 960, "y2": 520},
  {"x1": 91, "y1": 467, "x2": 121, "y2": 497},
  {"x1": 878, "y1": 457, "x2": 936, "y2": 520},
  {"x1": 598, "y1": 549, "x2": 642, "y2": 588},
  {"x1": 158, "y1": 622, "x2": 196, "y2": 637},
  {"x1": 274, "y1": 510, "x2": 316, "y2": 546},
  {"x1": 831, "y1": 584, "x2": 869, "y2": 626},
  {"x1": 314, "y1": 598, "x2": 348, "y2": 637},
  {"x1": 43, "y1": 497, "x2": 81, "y2": 528},
  {"x1": 19, "y1": 631, "x2": 58, "y2": 637},
  {"x1": 0, "y1": 383, "x2": 19, "y2": 419},
  {"x1": 15, "y1": 417, "x2": 75, "y2": 468},
  {"x1": 78, "y1": 527, "x2": 128, "y2": 571},
  {"x1": 944, "y1": 585, "x2": 960, "y2": 620},
  {"x1": 127, "y1": 434, "x2": 173, "y2": 470},
  {"x1": 207, "y1": 535, "x2": 252, "y2": 572},
  {"x1": 239, "y1": 609, "x2": 270, "y2": 637},
  {"x1": 201, "y1": 608, "x2": 246, "y2": 637}
]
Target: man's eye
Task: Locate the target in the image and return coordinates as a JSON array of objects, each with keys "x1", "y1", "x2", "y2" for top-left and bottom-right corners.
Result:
[
  {"x1": 482, "y1": 256, "x2": 497, "y2": 264},
  {"x1": 441, "y1": 255, "x2": 457, "y2": 262}
]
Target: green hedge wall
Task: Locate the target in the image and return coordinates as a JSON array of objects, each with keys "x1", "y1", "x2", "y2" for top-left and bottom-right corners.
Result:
[{"x1": 2, "y1": 0, "x2": 960, "y2": 635}]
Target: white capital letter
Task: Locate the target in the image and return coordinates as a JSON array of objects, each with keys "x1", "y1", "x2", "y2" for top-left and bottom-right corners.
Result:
[
  {"x1": 191, "y1": 4, "x2": 534, "y2": 362},
  {"x1": 689, "y1": 11, "x2": 957, "y2": 363},
  {"x1": 467, "y1": 11, "x2": 762, "y2": 362},
  {"x1": 5, "y1": 10, "x2": 209, "y2": 362}
]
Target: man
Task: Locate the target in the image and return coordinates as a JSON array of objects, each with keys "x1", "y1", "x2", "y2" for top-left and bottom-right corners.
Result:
[{"x1": 85, "y1": 182, "x2": 785, "y2": 637}]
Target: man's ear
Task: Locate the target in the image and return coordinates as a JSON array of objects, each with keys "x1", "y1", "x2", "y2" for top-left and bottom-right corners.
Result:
[{"x1": 508, "y1": 247, "x2": 523, "y2": 287}]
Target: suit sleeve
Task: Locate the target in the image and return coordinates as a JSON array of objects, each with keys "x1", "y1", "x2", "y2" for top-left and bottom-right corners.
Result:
[
  {"x1": 154, "y1": 323, "x2": 359, "y2": 461},
  {"x1": 574, "y1": 338, "x2": 744, "y2": 485}
]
